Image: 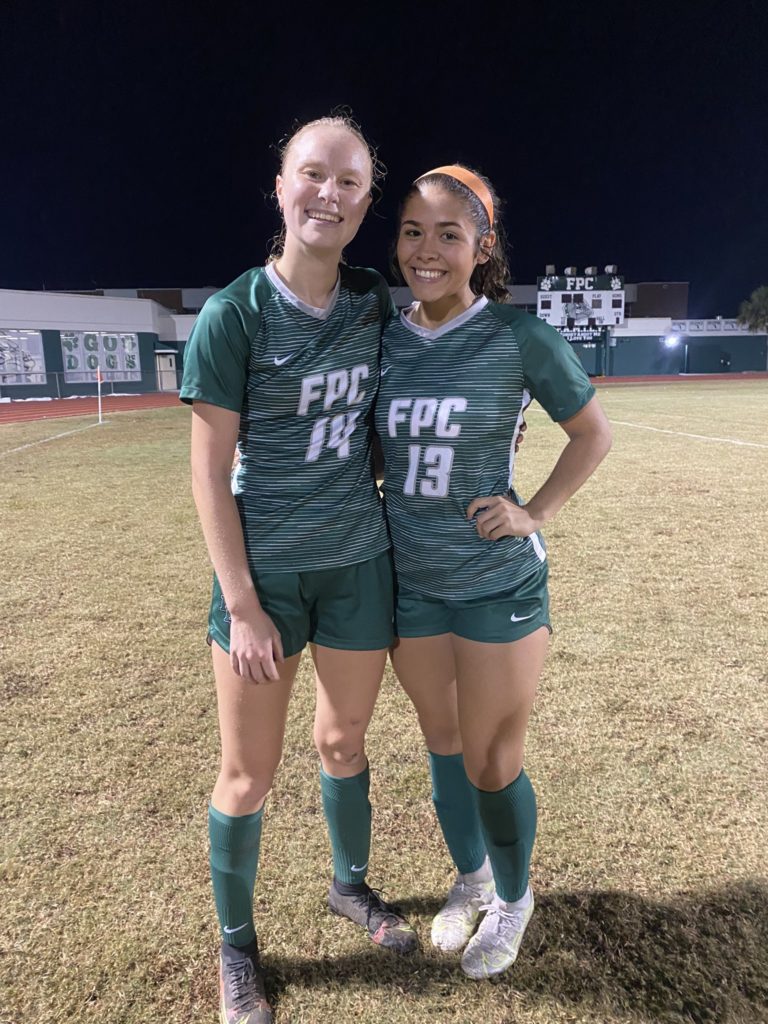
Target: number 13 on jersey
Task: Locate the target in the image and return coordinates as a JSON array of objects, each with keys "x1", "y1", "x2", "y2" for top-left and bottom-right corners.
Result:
[
  {"x1": 386, "y1": 395, "x2": 466, "y2": 499},
  {"x1": 404, "y1": 444, "x2": 455, "y2": 497}
]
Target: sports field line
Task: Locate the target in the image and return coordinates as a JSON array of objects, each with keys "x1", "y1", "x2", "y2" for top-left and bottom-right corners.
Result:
[
  {"x1": 0, "y1": 421, "x2": 104, "y2": 458},
  {"x1": 527, "y1": 406, "x2": 768, "y2": 448},
  {"x1": 609, "y1": 419, "x2": 768, "y2": 449}
]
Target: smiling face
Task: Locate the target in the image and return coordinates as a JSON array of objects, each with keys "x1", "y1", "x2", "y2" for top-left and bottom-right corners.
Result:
[
  {"x1": 275, "y1": 125, "x2": 372, "y2": 257},
  {"x1": 396, "y1": 184, "x2": 493, "y2": 315}
]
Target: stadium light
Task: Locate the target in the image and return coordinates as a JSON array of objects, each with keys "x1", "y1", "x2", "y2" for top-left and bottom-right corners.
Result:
[{"x1": 662, "y1": 335, "x2": 681, "y2": 348}]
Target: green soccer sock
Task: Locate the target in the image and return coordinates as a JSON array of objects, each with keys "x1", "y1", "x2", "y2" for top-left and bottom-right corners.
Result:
[
  {"x1": 320, "y1": 765, "x2": 371, "y2": 886},
  {"x1": 472, "y1": 768, "x2": 537, "y2": 902},
  {"x1": 208, "y1": 803, "x2": 263, "y2": 947},
  {"x1": 428, "y1": 751, "x2": 487, "y2": 875}
]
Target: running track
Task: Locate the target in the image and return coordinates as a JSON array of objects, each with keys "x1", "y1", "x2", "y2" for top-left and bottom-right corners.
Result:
[
  {"x1": 1, "y1": 373, "x2": 766, "y2": 425},
  {"x1": 0, "y1": 392, "x2": 181, "y2": 424}
]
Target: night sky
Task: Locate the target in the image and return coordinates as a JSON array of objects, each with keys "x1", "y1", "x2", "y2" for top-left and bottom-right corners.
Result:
[{"x1": 3, "y1": 2, "x2": 767, "y2": 317}]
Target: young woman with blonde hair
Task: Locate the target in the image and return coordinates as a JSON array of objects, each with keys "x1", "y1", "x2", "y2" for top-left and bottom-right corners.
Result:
[{"x1": 181, "y1": 115, "x2": 417, "y2": 1024}]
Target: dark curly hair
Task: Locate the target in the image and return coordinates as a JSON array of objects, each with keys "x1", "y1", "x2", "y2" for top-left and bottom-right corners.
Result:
[
  {"x1": 393, "y1": 167, "x2": 511, "y2": 303},
  {"x1": 268, "y1": 110, "x2": 385, "y2": 262}
]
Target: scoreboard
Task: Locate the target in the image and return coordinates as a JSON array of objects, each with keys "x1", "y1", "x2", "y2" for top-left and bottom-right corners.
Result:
[{"x1": 537, "y1": 271, "x2": 625, "y2": 341}]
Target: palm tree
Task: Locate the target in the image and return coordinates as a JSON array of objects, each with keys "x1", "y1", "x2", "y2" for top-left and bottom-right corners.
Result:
[{"x1": 737, "y1": 286, "x2": 768, "y2": 333}]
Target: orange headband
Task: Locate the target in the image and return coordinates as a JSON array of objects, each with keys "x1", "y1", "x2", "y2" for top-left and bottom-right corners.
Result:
[{"x1": 415, "y1": 164, "x2": 494, "y2": 229}]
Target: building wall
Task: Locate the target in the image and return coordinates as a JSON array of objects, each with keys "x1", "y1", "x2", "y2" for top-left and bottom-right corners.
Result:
[
  {"x1": 686, "y1": 336, "x2": 766, "y2": 373},
  {"x1": 0, "y1": 290, "x2": 168, "y2": 398},
  {"x1": 62, "y1": 286, "x2": 221, "y2": 314},
  {"x1": 0, "y1": 289, "x2": 165, "y2": 334},
  {"x1": 605, "y1": 334, "x2": 766, "y2": 376},
  {"x1": 1, "y1": 331, "x2": 160, "y2": 399},
  {"x1": 1, "y1": 289, "x2": 765, "y2": 399},
  {"x1": 609, "y1": 336, "x2": 685, "y2": 375},
  {"x1": 161, "y1": 314, "x2": 197, "y2": 343}
]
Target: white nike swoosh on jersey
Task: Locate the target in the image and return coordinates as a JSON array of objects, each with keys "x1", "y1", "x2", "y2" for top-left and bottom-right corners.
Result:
[
  {"x1": 274, "y1": 353, "x2": 294, "y2": 366},
  {"x1": 223, "y1": 922, "x2": 250, "y2": 935},
  {"x1": 510, "y1": 612, "x2": 535, "y2": 622},
  {"x1": 350, "y1": 862, "x2": 368, "y2": 872},
  {"x1": 380, "y1": 366, "x2": 391, "y2": 375}
]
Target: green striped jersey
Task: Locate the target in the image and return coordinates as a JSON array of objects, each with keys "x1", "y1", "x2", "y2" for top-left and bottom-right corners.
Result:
[
  {"x1": 180, "y1": 263, "x2": 393, "y2": 572},
  {"x1": 376, "y1": 298, "x2": 595, "y2": 599}
]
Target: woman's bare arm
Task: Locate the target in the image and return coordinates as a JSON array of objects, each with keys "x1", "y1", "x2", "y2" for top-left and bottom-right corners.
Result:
[
  {"x1": 190, "y1": 402, "x2": 284, "y2": 681},
  {"x1": 467, "y1": 396, "x2": 612, "y2": 539}
]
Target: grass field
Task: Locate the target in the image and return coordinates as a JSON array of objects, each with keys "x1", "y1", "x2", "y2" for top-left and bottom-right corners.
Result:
[{"x1": 2, "y1": 382, "x2": 767, "y2": 1024}]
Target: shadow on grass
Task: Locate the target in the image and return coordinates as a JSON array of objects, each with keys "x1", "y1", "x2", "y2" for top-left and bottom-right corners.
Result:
[{"x1": 266, "y1": 880, "x2": 768, "y2": 1024}]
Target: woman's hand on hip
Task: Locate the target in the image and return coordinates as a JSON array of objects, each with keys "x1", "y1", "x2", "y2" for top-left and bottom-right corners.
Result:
[{"x1": 466, "y1": 494, "x2": 541, "y2": 541}]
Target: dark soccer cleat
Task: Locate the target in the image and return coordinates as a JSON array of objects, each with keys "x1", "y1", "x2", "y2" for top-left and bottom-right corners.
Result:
[
  {"x1": 328, "y1": 881, "x2": 419, "y2": 954},
  {"x1": 219, "y1": 942, "x2": 272, "y2": 1024}
]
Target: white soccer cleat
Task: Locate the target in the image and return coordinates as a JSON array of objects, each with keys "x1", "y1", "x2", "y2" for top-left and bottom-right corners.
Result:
[
  {"x1": 430, "y1": 874, "x2": 496, "y2": 952},
  {"x1": 460, "y1": 887, "x2": 534, "y2": 979}
]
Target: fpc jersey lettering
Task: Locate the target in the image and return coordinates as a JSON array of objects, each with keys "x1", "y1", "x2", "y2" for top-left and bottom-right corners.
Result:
[
  {"x1": 180, "y1": 263, "x2": 392, "y2": 572},
  {"x1": 386, "y1": 396, "x2": 467, "y2": 498},
  {"x1": 376, "y1": 297, "x2": 595, "y2": 599},
  {"x1": 298, "y1": 364, "x2": 369, "y2": 463}
]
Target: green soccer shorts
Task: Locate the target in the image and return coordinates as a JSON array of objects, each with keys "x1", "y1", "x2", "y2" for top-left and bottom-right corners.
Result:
[
  {"x1": 208, "y1": 550, "x2": 394, "y2": 657},
  {"x1": 394, "y1": 560, "x2": 551, "y2": 644}
]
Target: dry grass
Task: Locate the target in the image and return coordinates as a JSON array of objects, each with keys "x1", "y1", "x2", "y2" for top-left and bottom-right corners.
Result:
[{"x1": 1, "y1": 383, "x2": 767, "y2": 1024}]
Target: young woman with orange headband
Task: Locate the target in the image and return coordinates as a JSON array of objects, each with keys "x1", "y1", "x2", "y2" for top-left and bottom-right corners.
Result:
[{"x1": 377, "y1": 165, "x2": 612, "y2": 979}]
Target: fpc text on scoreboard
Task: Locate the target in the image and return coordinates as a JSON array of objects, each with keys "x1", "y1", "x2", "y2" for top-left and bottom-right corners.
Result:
[
  {"x1": 538, "y1": 274, "x2": 624, "y2": 292},
  {"x1": 566, "y1": 276, "x2": 612, "y2": 290}
]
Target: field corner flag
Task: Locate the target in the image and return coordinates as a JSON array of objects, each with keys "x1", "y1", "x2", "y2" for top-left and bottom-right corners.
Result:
[{"x1": 96, "y1": 368, "x2": 104, "y2": 424}]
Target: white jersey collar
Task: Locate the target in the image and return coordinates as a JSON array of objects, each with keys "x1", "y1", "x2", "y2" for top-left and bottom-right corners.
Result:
[
  {"x1": 399, "y1": 295, "x2": 488, "y2": 340},
  {"x1": 265, "y1": 262, "x2": 341, "y2": 320}
]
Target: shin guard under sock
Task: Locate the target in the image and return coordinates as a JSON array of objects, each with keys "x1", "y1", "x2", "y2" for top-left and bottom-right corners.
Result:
[{"x1": 472, "y1": 768, "x2": 537, "y2": 902}]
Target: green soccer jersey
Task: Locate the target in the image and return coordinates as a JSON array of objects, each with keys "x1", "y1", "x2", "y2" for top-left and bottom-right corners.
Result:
[
  {"x1": 376, "y1": 298, "x2": 595, "y2": 599},
  {"x1": 180, "y1": 263, "x2": 393, "y2": 572}
]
